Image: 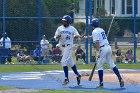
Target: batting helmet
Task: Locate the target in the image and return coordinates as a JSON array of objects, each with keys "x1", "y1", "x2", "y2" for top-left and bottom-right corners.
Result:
[
  {"x1": 90, "y1": 18, "x2": 100, "y2": 27},
  {"x1": 62, "y1": 15, "x2": 72, "y2": 24}
]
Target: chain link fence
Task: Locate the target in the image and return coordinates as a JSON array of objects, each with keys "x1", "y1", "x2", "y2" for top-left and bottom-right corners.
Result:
[{"x1": 0, "y1": 0, "x2": 139, "y2": 64}]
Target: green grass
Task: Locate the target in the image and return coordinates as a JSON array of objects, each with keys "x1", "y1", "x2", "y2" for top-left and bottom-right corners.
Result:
[
  {"x1": 0, "y1": 65, "x2": 62, "y2": 73},
  {"x1": 0, "y1": 86, "x2": 11, "y2": 90},
  {"x1": 0, "y1": 64, "x2": 140, "y2": 73}
]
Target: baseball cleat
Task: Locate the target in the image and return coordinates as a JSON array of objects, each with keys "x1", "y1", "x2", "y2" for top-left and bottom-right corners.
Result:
[
  {"x1": 76, "y1": 75, "x2": 81, "y2": 85},
  {"x1": 96, "y1": 83, "x2": 104, "y2": 88},
  {"x1": 119, "y1": 78, "x2": 124, "y2": 88},
  {"x1": 62, "y1": 79, "x2": 69, "y2": 85}
]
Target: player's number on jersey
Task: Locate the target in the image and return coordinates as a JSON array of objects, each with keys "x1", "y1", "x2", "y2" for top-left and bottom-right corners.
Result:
[
  {"x1": 101, "y1": 32, "x2": 106, "y2": 39},
  {"x1": 66, "y1": 35, "x2": 70, "y2": 40}
]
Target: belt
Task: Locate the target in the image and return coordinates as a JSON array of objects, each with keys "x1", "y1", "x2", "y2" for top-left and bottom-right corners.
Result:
[
  {"x1": 100, "y1": 44, "x2": 109, "y2": 48},
  {"x1": 62, "y1": 44, "x2": 70, "y2": 47},
  {"x1": 100, "y1": 45, "x2": 105, "y2": 48}
]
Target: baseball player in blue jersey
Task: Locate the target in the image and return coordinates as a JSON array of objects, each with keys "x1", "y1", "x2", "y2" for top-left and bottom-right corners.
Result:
[
  {"x1": 90, "y1": 18, "x2": 124, "y2": 88},
  {"x1": 54, "y1": 15, "x2": 81, "y2": 85}
]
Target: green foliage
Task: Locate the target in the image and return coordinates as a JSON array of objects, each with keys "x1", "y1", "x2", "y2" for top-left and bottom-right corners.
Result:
[
  {"x1": 100, "y1": 19, "x2": 120, "y2": 40},
  {"x1": 117, "y1": 18, "x2": 133, "y2": 35},
  {"x1": 74, "y1": 22, "x2": 86, "y2": 35},
  {"x1": 0, "y1": 0, "x2": 74, "y2": 51},
  {"x1": 137, "y1": 19, "x2": 140, "y2": 33},
  {"x1": 45, "y1": 0, "x2": 72, "y2": 17},
  {"x1": 0, "y1": 86, "x2": 11, "y2": 90},
  {"x1": 95, "y1": 6, "x2": 107, "y2": 17},
  {"x1": 0, "y1": 0, "x2": 73, "y2": 39}
]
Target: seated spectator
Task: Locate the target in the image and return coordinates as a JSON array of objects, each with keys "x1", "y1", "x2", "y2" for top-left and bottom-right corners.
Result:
[
  {"x1": 33, "y1": 47, "x2": 43, "y2": 62},
  {"x1": 75, "y1": 45, "x2": 85, "y2": 63},
  {"x1": 17, "y1": 50, "x2": 31, "y2": 64},
  {"x1": 17, "y1": 50, "x2": 25, "y2": 62},
  {"x1": 115, "y1": 49, "x2": 124, "y2": 63},
  {"x1": 125, "y1": 49, "x2": 134, "y2": 63},
  {"x1": 52, "y1": 44, "x2": 62, "y2": 63}
]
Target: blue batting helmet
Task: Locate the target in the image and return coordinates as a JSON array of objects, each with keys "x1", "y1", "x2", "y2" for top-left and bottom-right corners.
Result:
[
  {"x1": 62, "y1": 15, "x2": 72, "y2": 23},
  {"x1": 90, "y1": 18, "x2": 100, "y2": 27}
]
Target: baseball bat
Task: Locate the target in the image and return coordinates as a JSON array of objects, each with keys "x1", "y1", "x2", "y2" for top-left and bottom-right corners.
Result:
[{"x1": 88, "y1": 62, "x2": 97, "y2": 81}]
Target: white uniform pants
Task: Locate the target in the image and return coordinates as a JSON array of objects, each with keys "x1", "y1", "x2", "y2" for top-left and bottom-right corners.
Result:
[
  {"x1": 97, "y1": 45, "x2": 116, "y2": 70},
  {"x1": 60, "y1": 45, "x2": 75, "y2": 67}
]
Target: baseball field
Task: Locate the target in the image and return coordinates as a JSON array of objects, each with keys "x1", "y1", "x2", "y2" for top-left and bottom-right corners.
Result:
[{"x1": 0, "y1": 64, "x2": 140, "y2": 93}]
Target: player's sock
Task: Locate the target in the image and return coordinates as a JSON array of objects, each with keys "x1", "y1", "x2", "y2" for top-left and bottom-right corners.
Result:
[
  {"x1": 63, "y1": 66, "x2": 68, "y2": 79},
  {"x1": 71, "y1": 65, "x2": 79, "y2": 76},
  {"x1": 98, "y1": 70, "x2": 103, "y2": 84},
  {"x1": 113, "y1": 66, "x2": 121, "y2": 79}
]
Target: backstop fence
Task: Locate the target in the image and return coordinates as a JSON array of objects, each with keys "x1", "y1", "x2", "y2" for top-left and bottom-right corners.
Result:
[{"x1": 0, "y1": 0, "x2": 139, "y2": 64}]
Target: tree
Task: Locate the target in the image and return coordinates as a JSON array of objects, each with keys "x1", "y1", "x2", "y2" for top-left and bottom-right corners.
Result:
[
  {"x1": 100, "y1": 19, "x2": 120, "y2": 41},
  {"x1": 45, "y1": 0, "x2": 72, "y2": 17},
  {"x1": 95, "y1": 6, "x2": 107, "y2": 17},
  {"x1": 0, "y1": 0, "x2": 74, "y2": 51},
  {"x1": 74, "y1": 22, "x2": 86, "y2": 35}
]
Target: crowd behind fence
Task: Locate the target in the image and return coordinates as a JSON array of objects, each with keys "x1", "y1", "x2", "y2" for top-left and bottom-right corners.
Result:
[{"x1": 0, "y1": 39, "x2": 139, "y2": 65}]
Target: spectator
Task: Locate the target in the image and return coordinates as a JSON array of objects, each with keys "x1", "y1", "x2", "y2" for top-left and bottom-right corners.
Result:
[
  {"x1": 115, "y1": 49, "x2": 124, "y2": 63},
  {"x1": 75, "y1": 45, "x2": 85, "y2": 63},
  {"x1": 125, "y1": 49, "x2": 134, "y2": 63},
  {"x1": 17, "y1": 50, "x2": 31, "y2": 64},
  {"x1": 0, "y1": 32, "x2": 12, "y2": 64},
  {"x1": 33, "y1": 47, "x2": 43, "y2": 62},
  {"x1": 17, "y1": 50, "x2": 25, "y2": 62},
  {"x1": 52, "y1": 44, "x2": 62, "y2": 63},
  {"x1": 40, "y1": 35, "x2": 49, "y2": 62}
]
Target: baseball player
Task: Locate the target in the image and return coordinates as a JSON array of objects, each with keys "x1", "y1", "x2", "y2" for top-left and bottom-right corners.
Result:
[
  {"x1": 54, "y1": 15, "x2": 81, "y2": 85},
  {"x1": 90, "y1": 18, "x2": 124, "y2": 88}
]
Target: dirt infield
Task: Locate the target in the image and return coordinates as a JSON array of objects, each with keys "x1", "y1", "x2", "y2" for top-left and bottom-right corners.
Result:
[{"x1": 81, "y1": 72, "x2": 140, "y2": 85}]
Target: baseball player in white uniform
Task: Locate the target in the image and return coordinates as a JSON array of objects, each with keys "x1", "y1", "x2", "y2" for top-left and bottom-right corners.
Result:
[
  {"x1": 90, "y1": 18, "x2": 124, "y2": 88},
  {"x1": 54, "y1": 15, "x2": 81, "y2": 85}
]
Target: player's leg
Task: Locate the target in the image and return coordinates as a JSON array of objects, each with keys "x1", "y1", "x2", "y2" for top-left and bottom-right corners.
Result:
[
  {"x1": 68, "y1": 47, "x2": 81, "y2": 85},
  {"x1": 96, "y1": 50, "x2": 106, "y2": 88},
  {"x1": 69, "y1": 61, "x2": 81, "y2": 85},
  {"x1": 61, "y1": 47, "x2": 70, "y2": 85},
  {"x1": 62, "y1": 65, "x2": 69, "y2": 85},
  {"x1": 106, "y1": 46, "x2": 124, "y2": 87}
]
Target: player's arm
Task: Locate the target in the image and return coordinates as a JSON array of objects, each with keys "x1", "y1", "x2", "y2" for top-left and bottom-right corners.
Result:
[
  {"x1": 54, "y1": 35, "x2": 61, "y2": 41},
  {"x1": 74, "y1": 35, "x2": 81, "y2": 38},
  {"x1": 54, "y1": 28, "x2": 61, "y2": 41},
  {"x1": 54, "y1": 34, "x2": 61, "y2": 38}
]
